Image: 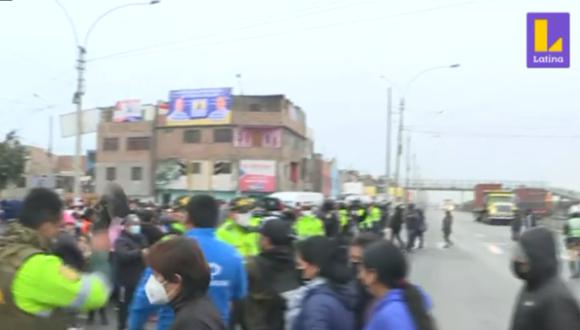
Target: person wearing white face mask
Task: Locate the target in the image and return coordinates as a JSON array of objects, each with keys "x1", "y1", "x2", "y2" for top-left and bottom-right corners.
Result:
[
  {"x1": 146, "y1": 236, "x2": 226, "y2": 330},
  {"x1": 114, "y1": 213, "x2": 149, "y2": 330},
  {"x1": 216, "y1": 197, "x2": 263, "y2": 256}
]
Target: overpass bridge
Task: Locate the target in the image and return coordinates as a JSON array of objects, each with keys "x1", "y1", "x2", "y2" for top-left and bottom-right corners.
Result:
[{"x1": 402, "y1": 180, "x2": 580, "y2": 201}]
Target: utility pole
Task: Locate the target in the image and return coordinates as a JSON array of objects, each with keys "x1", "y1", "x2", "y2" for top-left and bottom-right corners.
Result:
[
  {"x1": 405, "y1": 135, "x2": 411, "y2": 203},
  {"x1": 150, "y1": 102, "x2": 160, "y2": 201},
  {"x1": 394, "y1": 98, "x2": 405, "y2": 192},
  {"x1": 48, "y1": 115, "x2": 54, "y2": 176},
  {"x1": 384, "y1": 87, "x2": 392, "y2": 200},
  {"x1": 55, "y1": 1, "x2": 162, "y2": 198},
  {"x1": 73, "y1": 46, "x2": 86, "y2": 197}
]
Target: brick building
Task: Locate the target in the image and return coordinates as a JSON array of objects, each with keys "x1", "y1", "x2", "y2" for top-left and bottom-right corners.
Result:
[{"x1": 95, "y1": 94, "x2": 313, "y2": 202}]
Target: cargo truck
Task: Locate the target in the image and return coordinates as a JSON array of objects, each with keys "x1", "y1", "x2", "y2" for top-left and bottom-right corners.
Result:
[
  {"x1": 473, "y1": 183, "x2": 516, "y2": 224},
  {"x1": 514, "y1": 187, "x2": 552, "y2": 217}
]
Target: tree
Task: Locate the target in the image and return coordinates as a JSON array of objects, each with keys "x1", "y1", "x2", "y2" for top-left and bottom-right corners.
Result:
[{"x1": 0, "y1": 131, "x2": 27, "y2": 190}]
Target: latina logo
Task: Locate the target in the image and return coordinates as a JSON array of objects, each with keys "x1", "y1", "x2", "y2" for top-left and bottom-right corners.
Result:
[{"x1": 527, "y1": 13, "x2": 570, "y2": 68}]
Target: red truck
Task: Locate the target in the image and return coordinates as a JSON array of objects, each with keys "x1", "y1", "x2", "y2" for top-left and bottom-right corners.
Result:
[
  {"x1": 474, "y1": 183, "x2": 503, "y2": 210},
  {"x1": 514, "y1": 187, "x2": 552, "y2": 217}
]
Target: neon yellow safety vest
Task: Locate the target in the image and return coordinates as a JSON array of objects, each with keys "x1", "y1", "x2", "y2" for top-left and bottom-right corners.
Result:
[
  {"x1": 216, "y1": 217, "x2": 262, "y2": 256},
  {"x1": 338, "y1": 209, "x2": 349, "y2": 229},
  {"x1": 0, "y1": 223, "x2": 110, "y2": 330},
  {"x1": 360, "y1": 207, "x2": 381, "y2": 229},
  {"x1": 293, "y1": 215, "x2": 325, "y2": 239}
]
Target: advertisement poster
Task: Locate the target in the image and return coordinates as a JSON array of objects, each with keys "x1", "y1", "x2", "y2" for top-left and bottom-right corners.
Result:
[
  {"x1": 155, "y1": 158, "x2": 187, "y2": 190},
  {"x1": 234, "y1": 128, "x2": 253, "y2": 147},
  {"x1": 239, "y1": 160, "x2": 276, "y2": 192},
  {"x1": 114, "y1": 99, "x2": 142, "y2": 122},
  {"x1": 60, "y1": 108, "x2": 100, "y2": 138},
  {"x1": 234, "y1": 128, "x2": 282, "y2": 148},
  {"x1": 261, "y1": 128, "x2": 281, "y2": 148},
  {"x1": 166, "y1": 88, "x2": 232, "y2": 126}
]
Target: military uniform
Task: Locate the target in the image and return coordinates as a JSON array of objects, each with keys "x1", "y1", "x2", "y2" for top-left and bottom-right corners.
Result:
[{"x1": 0, "y1": 223, "x2": 111, "y2": 330}]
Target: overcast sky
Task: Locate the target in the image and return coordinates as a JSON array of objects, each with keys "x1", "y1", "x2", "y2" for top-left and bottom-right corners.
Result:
[{"x1": 1, "y1": 0, "x2": 579, "y2": 190}]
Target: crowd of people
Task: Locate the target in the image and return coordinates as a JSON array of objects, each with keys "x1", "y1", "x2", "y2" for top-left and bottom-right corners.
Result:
[{"x1": 1, "y1": 187, "x2": 580, "y2": 330}]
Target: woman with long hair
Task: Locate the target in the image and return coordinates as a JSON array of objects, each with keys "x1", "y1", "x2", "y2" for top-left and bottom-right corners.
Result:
[{"x1": 359, "y1": 240, "x2": 436, "y2": 330}]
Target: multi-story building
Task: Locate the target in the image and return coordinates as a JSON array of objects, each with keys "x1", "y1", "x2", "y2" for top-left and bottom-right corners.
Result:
[
  {"x1": 95, "y1": 93, "x2": 312, "y2": 202},
  {"x1": 95, "y1": 120, "x2": 154, "y2": 198},
  {"x1": 0, "y1": 145, "x2": 88, "y2": 199}
]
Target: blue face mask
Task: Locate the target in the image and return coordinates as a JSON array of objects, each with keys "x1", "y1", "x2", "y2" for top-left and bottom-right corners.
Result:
[{"x1": 128, "y1": 225, "x2": 142, "y2": 235}]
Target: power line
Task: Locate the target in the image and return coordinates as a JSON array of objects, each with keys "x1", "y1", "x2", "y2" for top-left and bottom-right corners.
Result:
[
  {"x1": 89, "y1": 0, "x2": 482, "y2": 62},
  {"x1": 88, "y1": 0, "x2": 380, "y2": 62},
  {"x1": 407, "y1": 129, "x2": 580, "y2": 139}
]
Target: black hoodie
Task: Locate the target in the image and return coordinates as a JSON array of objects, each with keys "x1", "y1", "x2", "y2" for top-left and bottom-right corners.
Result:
[{"x1": 510, "y1": 227, "x2": 580, "y2": 330}]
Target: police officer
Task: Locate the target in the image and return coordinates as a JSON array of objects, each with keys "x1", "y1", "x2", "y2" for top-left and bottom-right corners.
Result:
[
  {"x1": 337, "y1": 202, "x2": 350, "y2": 236},
  {"x1": 564, "y1": 205, "x2": 580, "y2": 279},
  {"x1": 293, "y1": 205, "x2": 325, "y2": 240},
  {"x1": 0, "y1": 188, "x2": 111, "y2": 330},
  {"x1": 360, "y1": 202, "x2": 382, "y2": 234},
  {"x1": 216, "y1": 197, "x2": 262, "y2": 257},
  {"x1": 317, "y1": 200, "x2": 339, "y2": 238}
]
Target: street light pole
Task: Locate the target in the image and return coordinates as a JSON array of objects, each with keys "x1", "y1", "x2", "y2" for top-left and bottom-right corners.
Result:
[
  {"x1": 394, "y1": 64, "x2": 460, "y2": 197},
  {"x1": 394, "y1": 98, "x2": 404, "y2": 192},
  {"x1": 55, "y1": 0, "x2": 162, "y2": 197},
  {"x1": 384, "y1": 86, "x2": 392, "y2": 201},
  {"x1": 73, "y1": 46, "x2": 86, "y2": 196}
]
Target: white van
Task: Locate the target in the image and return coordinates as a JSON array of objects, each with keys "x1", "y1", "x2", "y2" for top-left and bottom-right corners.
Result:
[{"x1": 268, "y1": 191, "x2": 324, "y2": 209}]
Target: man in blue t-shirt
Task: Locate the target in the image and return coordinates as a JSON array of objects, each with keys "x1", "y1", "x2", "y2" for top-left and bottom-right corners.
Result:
[{"x1": 128, "y1": 195, "x2": 247, "y2": 329}]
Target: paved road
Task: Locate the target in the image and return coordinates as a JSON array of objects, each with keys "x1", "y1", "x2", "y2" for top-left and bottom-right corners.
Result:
[
  {"x1": 6, "y1": 211, "x2": 575, "y2": 330},
  {"x1": 409, "y1": 210, "x2": 580, "y2": 330}
]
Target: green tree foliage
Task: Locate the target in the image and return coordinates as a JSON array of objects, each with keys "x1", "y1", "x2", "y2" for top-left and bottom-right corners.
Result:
[{"x1": 0, "y1": 131, "x2": 27, "y2": 190}]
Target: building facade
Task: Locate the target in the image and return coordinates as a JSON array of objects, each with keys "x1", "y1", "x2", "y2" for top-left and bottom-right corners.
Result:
[
  {"x1": 95, "y1": 121, "x2": 154, "y2": 198},
  {"x1": 95, "y1": 94, "x2": 313, "y2": 202}
]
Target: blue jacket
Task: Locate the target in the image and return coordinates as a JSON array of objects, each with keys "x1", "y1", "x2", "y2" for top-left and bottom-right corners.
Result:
[
  {"x1": 128, "y1": 268, "x2": 174, "y2": 330},
  {"x1": 128, "y1": 228, "x2": 248, "y2": 329},
  {"x1": 364, "y1": 288, "x2": 432, "y2": 330},
  {"x1": 292, "y1": 282, "x2": 356, "y2": 330}
]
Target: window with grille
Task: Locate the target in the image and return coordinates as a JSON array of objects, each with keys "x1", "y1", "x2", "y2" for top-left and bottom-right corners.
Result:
[
  {"x1": 249, "y1": 103, "x2": 262, "y2": 112},
  {"x1": 213, "y1": 129, "x2": 232, "y2": 143},
  {"x1": 191, "y1": 162, "x2": 201, "y2": 174},
  {"x1": 131, "y1": 167, "x2": 143, "y2": 181},
  {"x1": 103, "y1": 137, "x2": 119, "y2": 151},
  {"x1": 183, "y1": 130, "x2": 201, "y2": 143},
  {"x1": 127, "y1": 137, "x2": 150, "y2": 150},
  {"x1": 106, "y1": 167, "x2": 116, "y2": 181}
]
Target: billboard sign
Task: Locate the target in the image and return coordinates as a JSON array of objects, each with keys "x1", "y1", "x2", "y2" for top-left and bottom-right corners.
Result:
[
  {"x1": 239, "y1": 160, "x2": 276, "y2": 192},
  {"x1": 166, "y1": 88, "x2": 232, "y2": 126},
  {"x1": 114, "y1": 99, "x2": 143, "y2": 122},
  {"x1": 60, "y1": 108, "x2": 100, "y2": 138}
]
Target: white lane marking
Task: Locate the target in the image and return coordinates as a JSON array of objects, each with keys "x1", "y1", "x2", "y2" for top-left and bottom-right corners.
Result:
[{"x1": 488, "y1": 244, "x2": 503, "y2": 255}]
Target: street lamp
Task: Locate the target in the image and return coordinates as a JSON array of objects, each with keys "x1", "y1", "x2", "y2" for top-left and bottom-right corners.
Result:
[
  {"x1": 379, "y1": 76, "x2": 399, "y2": 203},
  {"x1": 394, "y1": 64, "x2": 460, "y2": 193},
  {"x1": 54, "y1": 0, "x2": 161, "y2": 197}
]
